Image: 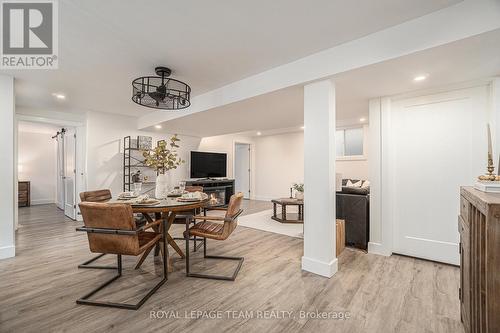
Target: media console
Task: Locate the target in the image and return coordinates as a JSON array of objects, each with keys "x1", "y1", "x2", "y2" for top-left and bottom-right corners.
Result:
[{"x1": 185, "y1": 179, "x2": 235, "y2": 206}]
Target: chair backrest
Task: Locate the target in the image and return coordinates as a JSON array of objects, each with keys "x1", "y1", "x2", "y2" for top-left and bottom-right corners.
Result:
[
  {"x1": 185, "y1": 186, "x2": 203, "y2": 193},
  {"x1": 222, "y1": 192, "x2": 244, "y2": 238},
  {"x1": 79, "y1": 202, "x2": 140, "y2": 255},
  {"x1": 80, "y1": 189, "x2": 112, "y2": 203}
]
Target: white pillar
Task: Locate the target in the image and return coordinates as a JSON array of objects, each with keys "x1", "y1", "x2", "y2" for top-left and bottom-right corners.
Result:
[
  {"x1": 302, "y1": 79, "x2": 337, "y2": 277},
  {"x1": 0, "y1": 75, "x2": 15, "y2": 259}
]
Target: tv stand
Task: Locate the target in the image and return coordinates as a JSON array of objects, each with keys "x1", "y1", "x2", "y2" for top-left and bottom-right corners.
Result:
[{"x1": 185, "y1": 179, "x2": 235, "y2": 206}]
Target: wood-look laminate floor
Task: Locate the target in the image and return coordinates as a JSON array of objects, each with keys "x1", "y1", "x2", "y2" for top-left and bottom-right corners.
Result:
[{"x1": 0, "y1": 204, "x2": 463, "y2": 333}]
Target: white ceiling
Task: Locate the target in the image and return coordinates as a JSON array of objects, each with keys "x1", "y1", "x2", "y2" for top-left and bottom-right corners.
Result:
[
  {"x1": 151, "y1": 29, "x2": 500, "y2": 137},
  {"x1": 3, "y1": 0, "x2": 461, "y2": 116}
]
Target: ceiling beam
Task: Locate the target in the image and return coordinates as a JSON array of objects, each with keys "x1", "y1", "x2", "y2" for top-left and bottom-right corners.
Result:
[{"x1": 138, "y1": 0, "x2": 500, "y2": 130}]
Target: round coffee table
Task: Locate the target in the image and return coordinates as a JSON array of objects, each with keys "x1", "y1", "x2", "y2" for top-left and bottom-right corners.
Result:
[{"x1": 271, "y1": 198, "x2": 304, "y2": 223}]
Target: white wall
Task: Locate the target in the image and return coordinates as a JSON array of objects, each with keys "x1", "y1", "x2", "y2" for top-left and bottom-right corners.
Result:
[
  {"x1": 254, "y1": 131, "x2": 304, "y2": 200},
  {"x1": 85, "y1": 111, "x2": 201, "y2": 196},
  {"x1": 252, "y1": 127, "x2": 369, "y2": 200},
  {"x1": 0, "y1": 75, "x2": 15, "y2": 259},
  {"x1": 18, "y1": 131, "x2": 57, "y2": 205}
]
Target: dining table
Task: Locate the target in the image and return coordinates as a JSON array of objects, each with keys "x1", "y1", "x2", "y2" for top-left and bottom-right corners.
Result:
[{"x1": 108, "y1": 196, "x2": 210, "y2": 270}]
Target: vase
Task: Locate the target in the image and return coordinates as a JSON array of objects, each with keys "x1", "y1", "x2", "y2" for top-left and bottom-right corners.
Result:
[
  {"x1": 155, "y1": 173, "x2": 170, "y2": 199},
  {"x1": 295, "y1": 192, "x2": 304, "y2": 200}
]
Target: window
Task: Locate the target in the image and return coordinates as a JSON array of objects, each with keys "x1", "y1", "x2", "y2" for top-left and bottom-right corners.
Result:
[{"x1": 336, "y1": 127, "x2": 364, "y2": 158}]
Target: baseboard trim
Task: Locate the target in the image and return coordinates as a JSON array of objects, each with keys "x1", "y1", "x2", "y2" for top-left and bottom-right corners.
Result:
[
  {"x1": 301, "y1": 256, "x2": 338, "y2": 278},
  {"x1": 0, "y1": 245, "x2": 15, "y2": 259},
  {"x1": 368, "y1": 242, "x2": 392, "y2": 256},
  {"x1": 31, "y1": 199, "x2": 56, "y2": 205}
]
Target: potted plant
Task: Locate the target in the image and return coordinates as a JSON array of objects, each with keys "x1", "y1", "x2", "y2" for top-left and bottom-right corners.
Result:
[
  {"x1": 293, "y1": 183, "x2": 304, "y2": 200},
  {"x1": 142, "y1": 135, "x2": 185, "y2": 199}
]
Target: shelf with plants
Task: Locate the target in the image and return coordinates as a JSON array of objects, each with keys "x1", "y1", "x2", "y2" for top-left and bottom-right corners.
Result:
[{"x1": 123, "y1": 135, "x2": 157, "y2": 194}]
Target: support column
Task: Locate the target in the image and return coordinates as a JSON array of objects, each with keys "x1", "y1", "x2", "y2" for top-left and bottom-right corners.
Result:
[
  {"x1": 0, "y1": 75, "x2": 15, "y2": 259},
  {"x1": 302, "y1": 79, "x2": 337, "y2": 277}
]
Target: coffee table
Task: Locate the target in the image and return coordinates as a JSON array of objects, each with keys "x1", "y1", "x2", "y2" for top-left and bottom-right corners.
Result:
[{"x1": 271, "y1": 198, "x2": 304, "y2": 223}]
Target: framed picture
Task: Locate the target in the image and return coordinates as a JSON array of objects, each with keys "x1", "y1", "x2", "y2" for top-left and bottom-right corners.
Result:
[{"x1": 138, "y1": 136, "x2": 152, "y2": 150}]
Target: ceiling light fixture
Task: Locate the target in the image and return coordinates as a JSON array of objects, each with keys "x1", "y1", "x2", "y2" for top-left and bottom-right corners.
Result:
[
  {"x1": 413, "y1": 74, "x2": 428, "y2": 82},
  {"x1": 256, "y1": 131, "x2": 262, "y2": 136},
  {"x1": 132, "y1": 66, "x2": 191, "y2": 110},
  {"x1": 52, "y1": 93, "x2": 66, "y2": 100},
  {"x1": 154, "y1": 125, "x2": 162, "y2": 129},
  {"x1": 300, "y1": 126, "x2": 305, "y2": 130},
  {"x1": 359, "y1": 117, "x2": 366, "y2": 122}
]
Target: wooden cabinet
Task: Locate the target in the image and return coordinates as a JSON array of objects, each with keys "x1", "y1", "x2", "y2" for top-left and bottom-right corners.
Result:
[
  {"x1": 459, "y1": 187, "x2": 500, "y2": 332},
  {"x1": 18, "y1": 181, "x2": 30, "y2": 207}
]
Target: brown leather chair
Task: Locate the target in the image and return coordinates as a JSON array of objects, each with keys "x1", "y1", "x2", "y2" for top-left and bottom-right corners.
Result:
[
  {"x1": 78, "y1": 189, "x2": 114, "y2": 269},
  {"x1": 184, "y1": 192, "x2": 244, "y2": 281},
  {"x1": 77, "y1": 202, "x2": 167, "y2": 310},
  {"x1": 79, "y1": 189, "x2": 112, "y2": 203},
  {"x1": 172, "y1": 186, "x2": 205, "y2": 252}
]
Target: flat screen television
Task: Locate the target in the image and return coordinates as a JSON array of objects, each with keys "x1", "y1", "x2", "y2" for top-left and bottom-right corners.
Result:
[{"x1": 190, "y1": 151, "x2": 227, "y2": 178}]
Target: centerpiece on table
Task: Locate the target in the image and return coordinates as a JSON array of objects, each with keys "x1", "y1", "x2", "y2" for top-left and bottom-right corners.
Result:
[
  {"x1": 293, "y1": 183, "x2": 304, "y2": 200},
  {"x1": 142, "y1": 135, "x2": 185, "y2": 199}
]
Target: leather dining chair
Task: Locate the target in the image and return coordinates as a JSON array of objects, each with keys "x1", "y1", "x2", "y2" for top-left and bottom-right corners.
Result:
[
  {"x1": 77, "y1": 202, "x2": 167, "y2": 310},
  {"x1": 172, "y1": 185, "x2": 205, "y2": 252},
  {"x1": 184, "y1": 192, "x2": 244, "y2": 281},
  {"x1": 78, "y1": 189, "x2": 115, "y2": 269}
]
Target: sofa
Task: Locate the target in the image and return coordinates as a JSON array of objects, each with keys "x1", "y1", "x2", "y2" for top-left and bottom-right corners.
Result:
[{"x1": 336, "y1": 179, "x2": 369, "y2": 250}]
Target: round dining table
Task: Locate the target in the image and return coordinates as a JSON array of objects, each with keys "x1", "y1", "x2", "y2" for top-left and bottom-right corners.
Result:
[{"x1": 108, "y1": 196, "x2": 210, "y2": 269}]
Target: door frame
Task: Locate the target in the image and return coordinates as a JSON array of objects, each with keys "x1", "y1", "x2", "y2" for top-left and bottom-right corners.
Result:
[
  {"x1": 369, "y1": 79, "x2": 497, "y2": 258},
  {"x1": 232, "y1": 140, "x2": 254, "y2": 200},
  {"x1": 15, "y1": 114, "x2": 86, "y2": 221}
]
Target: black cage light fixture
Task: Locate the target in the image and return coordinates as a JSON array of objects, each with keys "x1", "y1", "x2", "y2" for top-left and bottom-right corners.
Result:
[{"x1": 132, "y1": 66, "x2": 191, "y2": 110}]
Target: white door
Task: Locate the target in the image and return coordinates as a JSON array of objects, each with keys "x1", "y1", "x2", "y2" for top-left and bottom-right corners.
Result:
[
  {"x1": 388, "y1": 86, "x2": 488, "y2": 265},
  {"x1": 56, "y1": 135, "x2": 65, "y2": 210},
  {"x1": 63, "y1": 128, "x2": 77, "y2": 220},
  {"x1": 235, "y1": 143, "x2": 251, "y2": 199}
]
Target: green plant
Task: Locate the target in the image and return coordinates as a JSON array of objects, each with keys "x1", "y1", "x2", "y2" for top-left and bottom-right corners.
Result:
[
  {"x1": 293, "y1": 183, "x2": 304, "y2": 193},
  {"x1": 142, "y1": 134, "x2": 185, "y2": 174}
]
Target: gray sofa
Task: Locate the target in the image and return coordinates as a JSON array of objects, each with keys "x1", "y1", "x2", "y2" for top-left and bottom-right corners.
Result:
[{"x1": 336, "y1": 179, "x2": 369, "y2": 250}]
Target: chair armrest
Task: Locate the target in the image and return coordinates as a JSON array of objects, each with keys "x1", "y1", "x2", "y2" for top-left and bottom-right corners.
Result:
[
  {"x1": 193, "y1": 215, "x2": 226, "y2": 222},
  {"x1": 204, "y1": 207, "x2": 228, "y2": 211}
]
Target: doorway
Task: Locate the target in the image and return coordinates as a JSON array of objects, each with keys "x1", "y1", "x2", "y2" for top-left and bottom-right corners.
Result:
[
  {"x1": 234, "y1": 142, "x2": 251, "y2": 199},
  {"x1": 16, "y1": 117, "x2": 86, "y2": 222}
]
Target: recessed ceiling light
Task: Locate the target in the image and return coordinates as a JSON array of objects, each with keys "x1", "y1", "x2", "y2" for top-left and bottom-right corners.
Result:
[
  {"x1": 413, "y1": 74, "x2": 428, "y2": 82},
  {"x1": 154, "y1": 125, "x2": 162, "y2": 129},
  {"x1": 300, "y1": 126, "x2": 305, "y2": 130},
  {"x1": 256, "y1": 131, "x2": 262, "y2": 136},
  {"x1": 359, "y1": 117, "x2": 366, "y2": 122},
  {"x1": 52, "y1": 93, "x2": 66, "y2": 100}
]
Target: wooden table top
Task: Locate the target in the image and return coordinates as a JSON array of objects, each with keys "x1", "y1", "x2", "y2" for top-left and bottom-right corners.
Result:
[
  {"x1": 271, "y1": 198, "x2": 304, "y2": 205},
  {"x1": 108, "y1": 197, "x2": 209, "y2": 213}
]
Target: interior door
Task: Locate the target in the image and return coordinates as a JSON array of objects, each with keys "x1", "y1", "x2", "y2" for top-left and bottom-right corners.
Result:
[
  {"x1": 235, "y1": 143, "x2": 251, "y2": 199},
  {"x1": 63, "y1": 128, "x2": 76, "y2": 220},
  {"x1": 389, "y1": 86, "x2": 488, "y2": 265}
]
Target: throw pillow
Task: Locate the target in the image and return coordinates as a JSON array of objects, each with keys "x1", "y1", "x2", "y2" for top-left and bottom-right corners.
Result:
[{"x1": 361, "y1": 180, "x2": 370, "y2": 189}]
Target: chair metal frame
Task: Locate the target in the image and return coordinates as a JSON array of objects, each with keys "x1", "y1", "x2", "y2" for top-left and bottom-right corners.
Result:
[
  {"x1": 75, "y1": 221, "x2": 168, "y2": 310},
  {"x1": 184, "y1": 209, "x2": 244, "y2": 281}
]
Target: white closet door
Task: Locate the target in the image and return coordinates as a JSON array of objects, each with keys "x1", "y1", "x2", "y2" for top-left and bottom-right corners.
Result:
[
  {"x1": 389, "y1": 86, "x2": 488, "y2": 265},
  {"x1": 63, "y1": 128, "x2": 76, "y2": 220}
]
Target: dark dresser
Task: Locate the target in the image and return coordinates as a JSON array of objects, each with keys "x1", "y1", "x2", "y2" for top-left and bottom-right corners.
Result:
[
  {"x1": 18, "y1": 181, "x2": 30, "y2": 207},
  {"x1": 459, "y1": 187, "x2": 500, "y2": 332}
]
